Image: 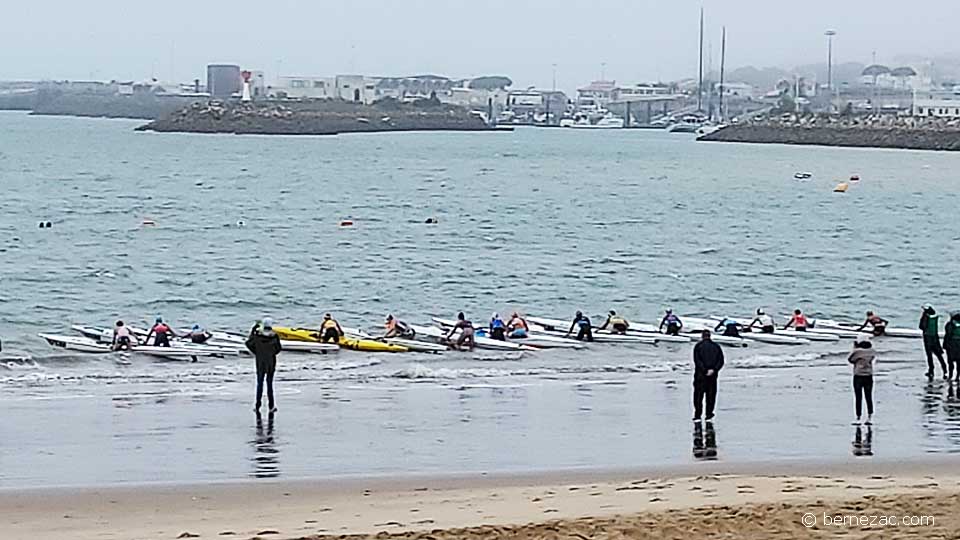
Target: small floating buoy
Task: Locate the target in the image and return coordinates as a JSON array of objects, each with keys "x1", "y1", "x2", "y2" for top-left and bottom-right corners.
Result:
[
  {"x1": 425, "y1": 217, "x2": 438, "y2": 224},
  {"x1": 339, "y1": 219, "x2": 354, "y2": 227},
  {"x1": 142, "y1": 219, "x2": 156, "y2": 226},
  {"x1": 834, "y1": 182, "x2": 849, "y2": 193},
  {"x1": 850, "y1": 174, "x2": 860, "y2": 182},
  {"x1": 236, "y1": 220, "x2": 246, "y2": 227}
]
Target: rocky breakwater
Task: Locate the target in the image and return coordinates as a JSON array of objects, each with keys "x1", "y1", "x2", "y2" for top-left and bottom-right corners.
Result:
[
  {"x1": 700, "y1": 114, "x2": 960, "y2": 151},
  {"x1": 137, "y1": 97, "x2": 494, "y2": 135}
]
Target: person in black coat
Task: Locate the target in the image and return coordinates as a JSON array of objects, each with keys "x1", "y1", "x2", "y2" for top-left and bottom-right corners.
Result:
[
  {"x1": 246, "y1": 317, "x2": 282, "y2": 413},
  {"x1": 693, "y1": 330, "x2": 725, "y2": 421}
]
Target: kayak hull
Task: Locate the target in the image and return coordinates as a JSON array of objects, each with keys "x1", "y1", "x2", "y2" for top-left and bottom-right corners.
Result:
[{"x1": 274, "y1": 326, "x2": 407, "y2": 353}]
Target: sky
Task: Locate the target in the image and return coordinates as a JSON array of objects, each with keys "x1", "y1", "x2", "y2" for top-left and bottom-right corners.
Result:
[{"x1": 2, "y1": 0, "x2": 958, "y2": 92}]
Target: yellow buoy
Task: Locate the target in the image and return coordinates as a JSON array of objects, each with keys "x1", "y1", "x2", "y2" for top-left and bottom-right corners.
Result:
[{"x1": 833, "y1": 182, "x2": 849, "y2": 193}]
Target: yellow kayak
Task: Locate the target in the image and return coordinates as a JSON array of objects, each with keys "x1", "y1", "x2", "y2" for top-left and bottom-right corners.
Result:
[{"x1": 273, "y1": 326, "x2": 409, "y2": 353}]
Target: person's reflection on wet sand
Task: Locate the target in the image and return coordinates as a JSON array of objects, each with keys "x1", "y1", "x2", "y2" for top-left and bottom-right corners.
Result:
[
  {"x1": 693, "y1": 421, "x2": 718, "y2": 460},
  {"x1": 852, "y1": 425, "x2": 873, "y2": 457},
  {"x1": 251, "y1": 411, "x2": 280, "y2": 478}
]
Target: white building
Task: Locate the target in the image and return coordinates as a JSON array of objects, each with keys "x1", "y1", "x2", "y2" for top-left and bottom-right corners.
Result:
[
  {"x1": 913, "y1": 91, "x2": 960, "y2": 118},
  {"x1": 616, "y1": 83, "x2": 673, "y2": 100},
  {"x1": 576, "y1": 80, "x2": 617, "y2": 113},
  {"x1": 275, "y1": 76, "x2": 336, "y2": 99},
  {"x1": 714, "y1": 82, "x2": 756, "y2": 98}
]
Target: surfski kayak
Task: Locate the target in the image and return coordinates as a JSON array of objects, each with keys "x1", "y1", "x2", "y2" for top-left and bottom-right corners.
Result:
[
  {"x1": 430, "y1": 318, "x2": 584, "y2": 349},
  {"x1": 527, "y1": 315, "x2": 670, "y2": 344},
  {"x1": 273, "y1": 326, "x2": 408, "y2": 353},
  {"x1": 340, "y1": 327, "x2": 449, "y2": 353},
  {"x1": 815, "y1": 319, "x2": 924, "y2": 339},
  {"x1": 73, "y1": 325, "x2": 339, "y2": 354},
  {"x1": 39, "y1": 334, "x2": 238, "y2": 360},
  {"x1": 411, "y1": 324, "x2": 538, "y2": 351}
]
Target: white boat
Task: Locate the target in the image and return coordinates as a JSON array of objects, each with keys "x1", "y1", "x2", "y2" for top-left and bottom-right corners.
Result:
[
  {"x1": 815, "y1": 319, "x2": 923, "y2": 339},
  {"x1": 40, "y1": 334, "x2": 238, "y2": 360},
  {"x1": 526, "y1": 316, "x2": 664, "y2": 344},
  {"x1": 668, "y1": 114, "x2": 706, "y2": 133},
  {"x1": 74, "y1": 325, "x2": 339, "y2": 354},
  {"x1": 411, "y1": 324, "x2": 537, "y2": 352},
  {"x1": 431, "y1": 318, "x2": 584, "y2": 349},
  {"x1": 568, "y1": 112, "x2": 625, "y2": 129},
  {"x1": 682, "y1": 317, "x2": 811, "y2": 345},
  {"x1": 695, "y1": 124, "x2": 724, "y2": 137}
]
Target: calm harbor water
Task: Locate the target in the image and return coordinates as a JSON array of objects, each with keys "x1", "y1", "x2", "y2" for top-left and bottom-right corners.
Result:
[{"x1": 1, "y1": 111, "x2": 960, "y2": 487}]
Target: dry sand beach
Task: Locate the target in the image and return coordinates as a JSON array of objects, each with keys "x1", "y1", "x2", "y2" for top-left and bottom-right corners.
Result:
[{"x1": 4, "y1": 461, "x2": 959, "y2": 540}]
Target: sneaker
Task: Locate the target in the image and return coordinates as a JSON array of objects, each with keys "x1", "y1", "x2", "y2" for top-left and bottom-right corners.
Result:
[
  {"x1": 925, "y1": 372, "x2": 934, "y2": 379},
  {"x1": 852, "y1": 417, "x2": 862, "y2": 425},
  {"x1": 693, "y1": 417, "x2": 702, "y2": 422},
  {"x1": 705, "y1": 414, "x2": 715, "y2": 421},
  {"x1": 865, "y1": 414, "x2": 873, "y2": 425}
]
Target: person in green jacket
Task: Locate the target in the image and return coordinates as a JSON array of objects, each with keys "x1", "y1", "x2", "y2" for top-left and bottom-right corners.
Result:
[
  {"x1": 944, "y1": 312, "x2": 960, "y2": 381},
  {"x1": 920, "y1": 305, "x2": 947, "y2": 379}
]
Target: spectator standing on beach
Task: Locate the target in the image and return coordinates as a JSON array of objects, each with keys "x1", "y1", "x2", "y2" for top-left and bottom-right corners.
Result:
[
  {"x1": 944, "y1": 312, "x2": 960, "y2": 381},
  {"x1": 246, "y1": 317, "x2": 282, "y2": 414},
  {"x1": 848, "y1": 334, "x2": 876, "y2": 425},
  {"x1": 920, "y1": 305, "x2": 947, "y2": 379},
  {"x1": 693, "y1": 330, "x2": 724, "y2": 422}
]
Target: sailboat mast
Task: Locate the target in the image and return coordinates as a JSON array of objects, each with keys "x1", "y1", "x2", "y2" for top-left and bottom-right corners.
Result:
[
  {"x1": 697, "y1": 7, "x2": 704, "y2": 112},
  {"x1": 719, "y1": 26, "x2": 726, "y2": 121}
]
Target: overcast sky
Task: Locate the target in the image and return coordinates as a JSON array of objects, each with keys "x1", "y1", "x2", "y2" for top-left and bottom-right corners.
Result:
[{"x1": 2, "y1": 0, "x2": 958, "y2": 91}]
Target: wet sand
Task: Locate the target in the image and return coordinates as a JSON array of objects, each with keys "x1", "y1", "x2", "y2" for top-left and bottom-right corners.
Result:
[{"x1": 4, "y1": 460, "x2": 959, "y2": 540}]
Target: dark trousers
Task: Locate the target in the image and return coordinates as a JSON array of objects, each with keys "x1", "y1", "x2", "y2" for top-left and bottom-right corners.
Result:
[
  {"x1": 853, "y1": 375, "x2": 874, "y2": 417},
  {"x1": 256, "y1": 367, "x2": 275, "y2": 408},
  {"x1": 925, "y1": 336, "x2": 946, "y2": 375},
  {"x1": 666, "y1": 324, "x2": 680, "y2": 336},
  {"x1": 948, "y1": 347, "x2": 960, "y2": 380},
  {"x1": 693, "y1": 375, "x2": 718, "y2": 419},
  {"x1": 576, "y1": 327, "x2": 593, "y2": 342}
]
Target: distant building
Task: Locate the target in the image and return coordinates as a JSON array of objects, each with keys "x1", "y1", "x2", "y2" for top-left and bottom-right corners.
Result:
[
  {"x1": 616, "y1": 83, "x2": 673, "y2": 100},
  {"x1": 506, "y1": 89, "x2": 567, "y2": 117},
  {"x1": 576, "y1": 80, "x2": 617, "y2": 113},
  {"x1": 714, "y1": 82, "x2": 756, "y2": 98},
  {"x1": 275, "y1": 76, "x2": 335, "y2": 99},
  {"x1": 913, "y1": 90, "x2": 960, "y2": 118},
  {"x1": 207, "y1": 64, "x2": 241, "y2": 99}
]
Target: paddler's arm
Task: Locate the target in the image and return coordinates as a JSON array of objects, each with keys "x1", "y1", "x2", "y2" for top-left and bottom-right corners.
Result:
[
  {"x1": 658, "y1": 316, "x2": 667, "y2": 331},
  {"x1": 566, "y1": 320, "x2": 576, "y2": 336},
  {"x1": 714, "y1": 321, "x2": 724, "y2": 332},
  {"x1": 598, "y1": 317, "x2": 610, "y2": 331},
  {"x1": 856, "y1": 319, "x2": 869, "y2": 332},
  {"x1": 783, "y1": 318, "x2": 794, "y2": 330}
]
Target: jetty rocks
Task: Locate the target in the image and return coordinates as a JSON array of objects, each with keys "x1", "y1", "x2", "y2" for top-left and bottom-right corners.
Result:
[
  {"x1": 700, "y1": 114, "x2": 960, "y2": 152},
  {"x1": 136, "y1": 98, "x2": 494, "y2": 135}
]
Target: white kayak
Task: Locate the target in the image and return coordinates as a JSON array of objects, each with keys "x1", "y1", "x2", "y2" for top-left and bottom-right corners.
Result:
[
  {"x1": 682, "y1": 317, "x2": 811, "y2": 345},
  {"x1": 40, "y1": 334, "x2": 238, "y2": 360},
  {"x1": 815, "y1": 319, "x2": 923, "y2": 339},
  {"x1": 525, "y1": 316, "x2": 659, "y2": 345},
  {"x1": 411, "y1": 324, "x2": 537, "y2": 351},
  {"x1": 431, "y1": 318, "x2": 584, "y2": 349}
]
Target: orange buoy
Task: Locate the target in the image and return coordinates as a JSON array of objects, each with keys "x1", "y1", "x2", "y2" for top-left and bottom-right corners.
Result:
[{"x1": 833, "y1": 182, "x2": 849, "y2": 193}]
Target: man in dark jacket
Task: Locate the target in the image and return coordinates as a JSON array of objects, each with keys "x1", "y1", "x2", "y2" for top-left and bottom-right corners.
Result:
[
  {"x1": 920, "y1": 305, "x2": 947, "y2": 379},
  {"x1": 246, "y1": 317, "x2": 282, "y2": 413},
  {"x1": 693, "y1": 330, "x2": 725, "y2": 421}
]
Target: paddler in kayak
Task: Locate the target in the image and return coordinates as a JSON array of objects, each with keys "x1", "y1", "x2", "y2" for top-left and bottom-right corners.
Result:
[
  {"x1": 747, "y1": 309, "x2": 776, "y2": 334},
  {"x1": 145, "y1": 316, "x2": 177, "y2": 347},
  {"x1": 783, "y1": 309, "x2": 809, "y2": 332},
  {"x1": 659, "y1": 309, "x2": 683, "y2": 336},
  {"x1": 599, "y1": 310, "x2": 630, "y2": 334},
  {"x1": 507, "y1": 312, "x2": 529, "y2": 338},
  {"x1": 383, "y1": 314, "x2": 415, "y2": 339},
  {"x1": 856, "y1": 311, "x2": 889, "y2": 336},
  {"x1": 920, "y1": 305, "x2": 947, "y2": 379},
  {"x1": 320, "y1": 313, "x2": 343, "y2": 344},
  {"x1": 566, "y1": 311, "x2": 594, "y2": 342},
  {"x1": 185, "y1": 324, "x2": 212, "y2": 344},
  {"x1": 112, "y1": 320, "x2": 137, "y2": 351},
  {"x1": 944, "y1": 312, "x2": 960, "y2": 381},
  {"x1": 489, "y1": 313, "x2": 507, "y2": 341},
  {"x1": 445, "y1": 312, "x2": 475, "y2": 351},
  {"x1": 714, "y1": 317, "x2": 742, "y2": 337}
]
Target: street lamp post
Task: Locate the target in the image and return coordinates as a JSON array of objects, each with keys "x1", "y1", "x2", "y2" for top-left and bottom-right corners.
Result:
[{"x1": 825, "y1": 30, "x2": 836, "y2": 111}]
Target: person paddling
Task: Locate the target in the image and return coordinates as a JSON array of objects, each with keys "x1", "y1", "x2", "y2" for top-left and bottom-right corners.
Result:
[
  {"x1": 383, "y1": 314, "x2": 415, "y2": 339},
  {"x1": 489, "y1": 313, "x2": 507, "y2": 341},
  {"x1": 566, "y1": 311, "x2": 594, "y2": 342},
  {"x1": 783, "y1": 309, "x2": 809, "y2": 332},
  {"x1": 920, "y1": 305, "x2": 947, "y2": 379},
  {"x1": 599, "y1": 310, "x2": 629, "y2": 334},
  {"x1": 319, "y1": 313, "x2": 343, "y2": 344},
  {"x1": 446, "y1": 312, "x2": 475, "y2": 351},
  {"x1": 185, "y1": 324, "x2": 212, "y2": 344},
  {"x1": 748, "y1": 309, "x2": 776, "y2": 333},
  {"x1": 714, "y1": 317, "x2": 742, "y2": 337},
  {"x1": 857, "y1": 311, "x2": 889, "y2": 336},
  {"x1": 112, "y1": 320, "x2": 137, "y2": 351},
  {"x1": 659, "y1": 309, "x2": 683, "y2": 336},
  {"x1": 507, "y1": 312, "x2": 529, "y2": 338},
  {"x1": 145, "y1": 316, "x2": 176, "y2": 347}
]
